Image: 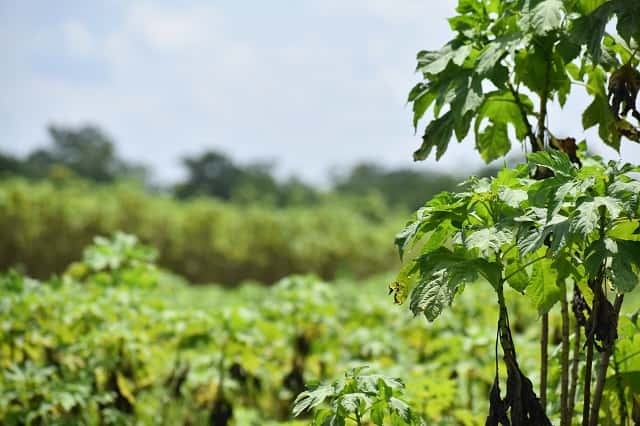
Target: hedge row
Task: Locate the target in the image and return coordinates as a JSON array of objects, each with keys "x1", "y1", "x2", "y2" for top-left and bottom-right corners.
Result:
[{"x1": 0, "y1": 180, "x2": 400, "y2": 284}]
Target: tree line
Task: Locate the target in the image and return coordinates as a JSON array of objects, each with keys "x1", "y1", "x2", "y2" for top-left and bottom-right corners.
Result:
[{"x1": 1, "y1": 124, "x2": 499, "y2": 210}]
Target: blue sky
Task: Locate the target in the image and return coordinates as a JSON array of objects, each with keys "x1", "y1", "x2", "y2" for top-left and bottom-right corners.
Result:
[{"x1": 1, "y1": 1, "x2": 638, "y2": 184}]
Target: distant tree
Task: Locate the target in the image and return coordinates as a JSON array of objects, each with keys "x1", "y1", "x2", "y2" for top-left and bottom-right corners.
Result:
[
  {"x1": 0, "y1": 152, "x2": 26, "y2": 177},
  {"x1": 231, "y1": 162, "x2": 280, "y2": 203},
  {"x1": 175, "y1": 151, "x2": 242, "y2": 199},
  {"x1": 277, "y1": 177, "x2": 319, "y2": 206},
  {"x1": 333, "y1": 162, "x2": 462, "y2": 210},
  {"x1": 3, "y1": 125, "x2": 150, "y2": 184},
  {"x1": 176, "y1": 150, "x2": 319, "y2": 206},
  {"x1": 48, "y1": 126, "x2": 117, "y2": 181}
]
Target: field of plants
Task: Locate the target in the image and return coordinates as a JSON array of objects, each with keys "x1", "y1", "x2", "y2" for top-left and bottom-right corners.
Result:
[
  {"x1": 1, "y1": 230, "x2": 638, "y2": 425},
  {"x1": 0, "y1": 179, "x2": 401, "y2": 284}
]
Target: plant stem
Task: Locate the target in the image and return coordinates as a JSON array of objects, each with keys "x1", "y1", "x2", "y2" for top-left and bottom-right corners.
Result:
[
  {"x1": 583, "y1": 213, "x2": 609, "y2": 426},
  {"x1": 496, "y1": 280, "x2": 524, "y2": 421},
  {"x1": 537, "y1": 58, "x2": 550, "y2": 150},
  {"x1": 588, "y1": 294, "x2": 624, "y2": 426},
  {"x1": 533, "y1": 58, "x2": 552, "y2": 417},
  {"x1": 507, "y1": 82, "x2": 539, "y2": 152},
  {"x1": 560, "y1": 285, "x2": 570, "y2": 426},
  {"x1": 540, "y1": 313, "x2": 548, "y2": 410},
  {"x1": 582, "y1": 288, "x2": 598, "y2": 426},
  {"x1": 613, "y1": 350, "x2": 628, "y2": 426},
  {"x1": 568, "y1": 318, "x2": 581, "y2": 421},
  {"x1": 354, "y1": 408, "x2": 362, "y2": 426}
]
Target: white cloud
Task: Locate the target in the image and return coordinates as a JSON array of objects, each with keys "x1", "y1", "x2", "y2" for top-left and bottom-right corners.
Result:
[
  {"x1": 63, "y1": 20, "x2": 95, "y2": 56},
  {"x1": 315, "y1": 0, "x2": 457, "y2": 23},
  {"x1": 126, "y1": 3, "x2": 223, "y2": 52}
]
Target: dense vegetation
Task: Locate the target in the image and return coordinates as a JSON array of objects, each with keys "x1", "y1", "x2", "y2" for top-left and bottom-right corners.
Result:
[
  {"x1": 392, "y1": 0, "x2": 640, "y2": 425},
  {"x1": 0, "y1": 179, "x2": 402, "y2": 284},
  {"x1": 2, "y1": 233, "x2": 638, "y2": 425},
  {"x1": 0, "y1": 235, "x2": 576, "y2": 425}
]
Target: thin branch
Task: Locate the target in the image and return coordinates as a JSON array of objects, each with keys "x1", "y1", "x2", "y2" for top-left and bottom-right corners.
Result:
[
  {"x1": 540, "y1": 313, "x2": 548, "y2": 410},
  {"x1": 501, "y1": 243, "x2": 519, "y2": 259},
  {"x1": 537, "y1": 54, "x2": 552, "y2": 151},
  {"x1": 582, "y1": 272, "x2": 604, "y2": 426},
  {"x1": 568, "y1": 317, "x2": 581, "y2": 422},
  {"x1": 507, "y1": 81, "x2": 541, "y2": 152},
  {"x1": 613, "y1": 350, "x2": 629, "y2": 426},
  {"x1": 616, "y1": 349, "x2": 640, "y2": 364},
  {"x1": 583, "y1": 208, "x2": 610, "y2": 425},
  {"x1": 503, "y1": 255, "x2": 547, "y2": 283},
  {"x1": 582, "y1": 314, "x2": 595, "y2": 426},
  {"x1": 625, "y1": 47, "x2": 639, "y2": 66},
  {"x1": 570, "y1": 81, "x2": 588, "y2": 88}
]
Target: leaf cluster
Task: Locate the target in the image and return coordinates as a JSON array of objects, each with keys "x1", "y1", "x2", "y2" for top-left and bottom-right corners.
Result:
[
  {"x1": 65, "y1": 232, "x2": 159, "y2": 288},
  {"x1": 392, "y1": 150, "x2": 640, "y2": 322},
  {"x1": 293, "y1": 367, "x2": 424, "y2": 426},
  {"x1": 409, "y1": 0, "x2": 640, "y2": 162}
]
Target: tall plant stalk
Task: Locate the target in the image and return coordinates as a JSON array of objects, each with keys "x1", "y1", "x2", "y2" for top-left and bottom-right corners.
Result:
[
  {"x1": 568, "y1": 319, "x2": 581, "y2": 421},
  {"x1": 560, "y1": 287, "x2": 570, "y2": 426},
  {"x1": 540, "y1": 314, "x2": 548, "y2": 410},
  {"x1": 589, "y1": 294, "x2": 625, "y2": 426}
]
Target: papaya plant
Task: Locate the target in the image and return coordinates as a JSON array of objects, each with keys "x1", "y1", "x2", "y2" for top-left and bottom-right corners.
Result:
[
  {"x1": 293, "y1": 366, "x2": 425, "y2": 425},
  {"x1": 65, "y1": 232, "x2": 159, "y2": 288},
  {"x1": 394, "y1": 0, "x2": 640, "y2": 424}
]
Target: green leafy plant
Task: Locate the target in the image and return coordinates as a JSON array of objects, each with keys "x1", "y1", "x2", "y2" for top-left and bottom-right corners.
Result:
[
  {"x1": 293, "y1": 366, "x2": 424, "y2": 426},
  {"x1": 65, "y1": 232, "x2": 159, "y2": 287},
  {"x1": 396, "y1": 0, "x2": 640, "y2": 425}
]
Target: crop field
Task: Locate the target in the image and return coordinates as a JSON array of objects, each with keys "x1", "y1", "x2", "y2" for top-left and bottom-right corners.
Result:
[
  {"x1": 1, "y1": 232, "x2": 638, "y2": 425},
  {"x1": 0, "y1": 235, "x2": 529, "y2": 425}
]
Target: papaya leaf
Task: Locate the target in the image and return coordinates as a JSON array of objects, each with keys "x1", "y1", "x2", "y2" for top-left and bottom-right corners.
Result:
[
  {"x1": 416, "y1": 43, "x2": 472, "y2": 76},
  {"x1": 527, "y1": 150, "x2": 577, "y2": 178},
  {"x1": 413, "y1": 111, "x2": 455, "y2": 161},
  {"x1": 528, "y1": 258, "x2": 561, "y2": 314},
  {"x1": 408, "y1": 84, "x2": 436, "y2": 130},
  {"x1": 607, "y1": 220, "x2": 640, "y2": 241},
  {"x1": 610, "y1": 240, "x2": 640, "y2": 292},
  {"x1": 476, "y1": 122, "x2": 510, "y2": 163},
  {"x1": 409, "y1": 269, "x2": 453, "y2": 322},
  {"x1": 293, "y1": 384, "x2": 335, "y2": 417},
  {"x1": 498, "y1": 187, "x2": 528, "y2": 209},
  {"x1": 465, "y1": 227, "x2": 513, "y2": 258},
  {"x1": 527, "y1": 0, "x2": 564, "y2": 36},
  {"x1": 476, "y1": 90, "x2": 534, "y2": 142},
  {"x1": 572, "y1": 196, "x2": 623, "y2": 237}
]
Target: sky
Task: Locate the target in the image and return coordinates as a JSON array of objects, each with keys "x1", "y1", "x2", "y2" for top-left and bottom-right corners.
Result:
[{"x1": 1, "y1": 0, "x2": 639, "y2": 184}]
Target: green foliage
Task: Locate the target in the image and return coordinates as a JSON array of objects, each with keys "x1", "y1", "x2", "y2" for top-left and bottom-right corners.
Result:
[
  {"x1": 394, "y1": 152, "x2": 639, "y2": 321},
  {"x1": 409, "y1": 0, "x2": 640, "y2": 160},
  {"x1": 402, "y1": 2, "x2": 640, "y2": 422},
  {"x1": 65, "y1": 232, "x2": 159, "y2": 288},
  {"x1": 2, "y1": 236, "x2": 636, "y2": 425},
  {"x1": 0, "y1": 179, "x2": 400, "y2": 284},
  {"x1": 1, "y1": 237, "x2": 543, "y2": 425},
  {"x1": 392, "y1": 152, "x2": 639, "y2": 424},
  {"x1": 293, "y1": 367, "x2": 424, "y2": 425}
]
